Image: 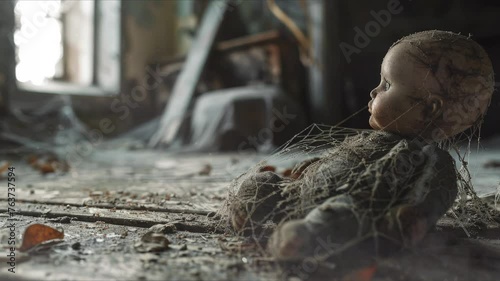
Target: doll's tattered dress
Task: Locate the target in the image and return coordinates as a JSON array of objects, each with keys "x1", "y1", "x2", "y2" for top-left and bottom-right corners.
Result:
[{"x1": 228, "y1": 130, "x2": 457, "y2": 262}]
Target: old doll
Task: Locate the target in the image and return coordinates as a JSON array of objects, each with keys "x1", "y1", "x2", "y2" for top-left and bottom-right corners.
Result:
[{"x1": 227, "y1": 30, "x2": 494, "y2": 266}]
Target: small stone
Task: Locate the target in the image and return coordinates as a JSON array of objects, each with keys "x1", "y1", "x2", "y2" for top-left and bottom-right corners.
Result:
[
  {"x1": 90, "y1": 191, "x2": 104, "y2": 196},
  {"x1": 71, "y1": 242, "x2": 81, "y2": 250},
  {"x1": 134, "y1": 232, "x2": 170, "y2": 253},
  {"x1": 198, "y1": 164, "x2": 212, "y2": 176},
  {"x1": 179, "y1": 244, "x2": 187, "y2": 251},
  {"x1": 140, "y1": 253, "x2": 159, "y2": 263},
  {"x1": 148, "y1": 223, "x2": 177, "y2": 234}
]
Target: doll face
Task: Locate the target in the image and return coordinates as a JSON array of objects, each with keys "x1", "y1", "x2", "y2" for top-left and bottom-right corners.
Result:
[{"x1": 368, "y1": 43, "x2": 441, "y2": 138}]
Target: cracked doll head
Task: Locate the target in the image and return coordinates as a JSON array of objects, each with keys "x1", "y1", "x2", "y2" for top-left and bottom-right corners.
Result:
[{"x1": 368, "y1": 30, "x2": 494, "y2": 140}]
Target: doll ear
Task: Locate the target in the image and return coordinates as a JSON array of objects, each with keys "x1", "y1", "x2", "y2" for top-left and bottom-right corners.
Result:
[{"x1": 428, "y1": 95, "x2": 444, "y2": 119}]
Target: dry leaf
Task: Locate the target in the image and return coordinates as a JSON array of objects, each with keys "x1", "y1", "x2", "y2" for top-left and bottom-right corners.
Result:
[
  {"x1": 39, "y1": 163, "x2": 56, "y2": 174},
  {"x1": 282, "y1": 168, "x2": 301, "y2": 179},
  {"x1": 19, "y1": 224, "x2": 64, "y2": 252},
  {"x1": 0, "y1": 161, "x2": 9, "y2": 174},
  {"x1": 26, "y1": 154, "x2": 70, "y2": 174},
  {"x1": 282, "y1": 168, "x2": 293, "y2": 177},
  {"x1": 26, "y1": 154, "x2": 38, "y2": 166},
  {"x1": 342, "y1": 264, "x2": 377, "y2": 281},
  {"x1": 259, "y1": 165, "x2": 276, "y2": 172}
]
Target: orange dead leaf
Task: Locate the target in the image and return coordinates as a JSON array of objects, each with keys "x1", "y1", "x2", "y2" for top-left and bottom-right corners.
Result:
[
  {"x1": 27, "y1": 154, "x2": 38, "y2": 166},
  {"x1": 282, "y1": 168, "x2": 293, "y2": 177},
  {"x1": 290, "y1": 172, "x2": 302, "y2": 180},
  {"x1": 342, "y1": 264, "x2": 377, "y2": 281},
  {"x1": 0, "y1": 161, "x2": 9, "y2": 173},
  {"x1": 39, "y1": 163, "x2": 56, "y2": 174},
  {"x1": 259, "y1": 165, "x2": 276, "y2": 172},
  {"x1": 282, "y1": 168, "x2": 302, "y2": 180},
  {"x1": 19, "y1": 224, "x2": 64, "y2": 252}
]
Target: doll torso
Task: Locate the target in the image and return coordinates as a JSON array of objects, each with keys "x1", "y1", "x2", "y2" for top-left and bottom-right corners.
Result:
[{"x1": 288, "y1": 130, "x2": 458, "y2": 216}]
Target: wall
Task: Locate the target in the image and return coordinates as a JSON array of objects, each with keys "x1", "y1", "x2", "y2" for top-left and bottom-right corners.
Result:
[
  {"x1": 0, "y1": 0, "x2": 15, "y2": 118},
  {"x1": 72, "y1": 0, "x2": 179, "y2": 136},
  {"x1": 333, "y1": 0, "x2": 500, "y2": 136}
]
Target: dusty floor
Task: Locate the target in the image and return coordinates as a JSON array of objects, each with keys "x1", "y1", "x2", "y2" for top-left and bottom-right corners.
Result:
[{"x1": 0, "y1": 143, "x2": 500, "y2": 281}]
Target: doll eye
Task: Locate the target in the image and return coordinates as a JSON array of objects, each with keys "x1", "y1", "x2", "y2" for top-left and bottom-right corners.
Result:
[{"x1": 383, "y1": 79, "x2": 391, "y2": 91}]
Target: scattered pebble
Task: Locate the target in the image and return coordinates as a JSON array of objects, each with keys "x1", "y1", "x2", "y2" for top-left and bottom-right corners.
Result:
[
  {"x1": 139, "y1": 253, "x2": 159, "y2": 263},
  {"x1": 71, "y1": 242, "x2": 81, "y2": 250},
  {"x1": 198, "y1": 164, "x2": 212, "y2": 176},
  {"x1": 134, "y1": 232, "x2": 170, "y2": 253},
  {"x1": 148, "y1": 223, "x2": 177, "y2": 234},
  {"x1": 90, "y1": 191, "x2": 104, "y2": 197}
]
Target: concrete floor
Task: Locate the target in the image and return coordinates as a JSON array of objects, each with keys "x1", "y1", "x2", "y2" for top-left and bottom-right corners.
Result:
[{"x1": 0, "y1": 142, "x2": 499, "y2": 281}]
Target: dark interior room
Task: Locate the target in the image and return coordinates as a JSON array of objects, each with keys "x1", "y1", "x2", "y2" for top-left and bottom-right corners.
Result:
[{"x1": 1, "y1": 1, "x2": 500, "y2": 280}]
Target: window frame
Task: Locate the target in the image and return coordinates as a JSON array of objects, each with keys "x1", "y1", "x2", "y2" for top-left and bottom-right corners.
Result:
[{"x1": 15, "y1": 0, "x2": 123, "y2": 97}]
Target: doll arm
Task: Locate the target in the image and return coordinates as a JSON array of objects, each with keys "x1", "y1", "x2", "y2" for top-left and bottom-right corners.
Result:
[
  {"x1": 229, "y1": 171, "x2": 287, "y2": 234},
  {"x1": 377, "y1": 145, "x2": 458, "y2": 247}
]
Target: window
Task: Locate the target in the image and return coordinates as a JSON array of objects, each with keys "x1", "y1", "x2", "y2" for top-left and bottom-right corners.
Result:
[{"x1": 14, "y1": 0, "x2": 121, "y2": 96}]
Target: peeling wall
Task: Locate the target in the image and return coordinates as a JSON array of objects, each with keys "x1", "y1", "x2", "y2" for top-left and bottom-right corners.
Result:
[
  {"x1": 71, "y1": 0, "x2": 179, "y2": 136},
  {"x1": 0, "y1": 1, "x2": 179, "y2": 137},
  {"x1": 124, "y1": 0, "x2": 177, "y2": 83},
  {"x1": 0, "y1": 0, "x2": 15, "y2": 118},
  {"x1": 3, "y1": 1, "x2": 500, "y2": 138}
]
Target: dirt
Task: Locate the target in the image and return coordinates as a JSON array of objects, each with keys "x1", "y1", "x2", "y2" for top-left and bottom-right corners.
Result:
[{"x1": 0, "y1": 148, "x2": 499, "y2": 280}]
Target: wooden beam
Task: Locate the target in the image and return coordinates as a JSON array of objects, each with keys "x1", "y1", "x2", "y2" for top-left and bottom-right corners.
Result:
[
  {"x1": 0, "y1": 203, "x2": 222, "y2": 233},
  {"x1": 153, "y1": 30, "x2": 282, "y2": 68},
  {"x1": 149, "y1": 0, "x2": 230, "y2": 148},
  {"x1": 307, "y1": 0, "x2": 344, "y2": 125}
]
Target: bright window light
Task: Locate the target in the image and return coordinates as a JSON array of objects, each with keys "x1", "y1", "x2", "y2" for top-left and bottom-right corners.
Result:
[
  {"x1": 14, "y1": 1, "x2": 95, "y2": 87},
  {"x1": 14, "y1": 1, "x2": 64, "y2": 85}
]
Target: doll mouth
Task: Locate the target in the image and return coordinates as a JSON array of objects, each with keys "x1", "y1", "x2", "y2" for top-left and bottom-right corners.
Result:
[{"x1": 368, "y1": 100, "x2": 373, "y2": 113}]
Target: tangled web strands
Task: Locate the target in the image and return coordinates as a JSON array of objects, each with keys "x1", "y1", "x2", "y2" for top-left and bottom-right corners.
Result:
[{"x1": 221, "y1": 123, "x2": 497, "y2": 242}]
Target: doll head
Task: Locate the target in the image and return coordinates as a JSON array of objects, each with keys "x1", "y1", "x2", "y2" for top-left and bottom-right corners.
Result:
[{"x1": 368, "y1": 30, "x2": 494, "y2": 140}]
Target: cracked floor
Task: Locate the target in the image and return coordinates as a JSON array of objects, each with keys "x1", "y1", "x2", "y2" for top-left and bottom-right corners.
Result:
[{"x1": 0, "y1": 144, "x2": 499, "y2": 281}]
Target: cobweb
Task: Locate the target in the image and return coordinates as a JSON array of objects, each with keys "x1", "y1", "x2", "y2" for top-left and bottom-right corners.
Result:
[{"x1": 217, "y1": 119, "x2": 500, "y2": 264}]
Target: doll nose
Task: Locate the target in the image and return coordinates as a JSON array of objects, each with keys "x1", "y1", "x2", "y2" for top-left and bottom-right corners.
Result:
[{"x1": 370, "y1": 89, "x2": 377, "y2": 99}]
